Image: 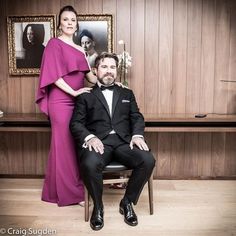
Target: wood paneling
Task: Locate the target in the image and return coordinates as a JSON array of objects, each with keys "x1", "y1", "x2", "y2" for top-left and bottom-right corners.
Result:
[
  {"x1": 159, "y1": 0, "x2": 173, "y2": 114},
  {"x1": 172, "y1": 0, "x2": 187, "y2": 113},
  {"x1": 130, "y1": 0, "x2": 145, "y2": 110},
  {"x1": 186, "y1": 0, "x2": 202, "y2": 113},
  {"x1": 200, "y1": 0, "x2": 215, "y2": 113},
  {"x1": 0, "y1": 0, "x2": 235, "y2": 178},
  {"x1": 214, "y1": 0, "x2": 230, "y2": 114},
  {"x1": 144, "y1": 0, "x2": 159, "y2": 114}
]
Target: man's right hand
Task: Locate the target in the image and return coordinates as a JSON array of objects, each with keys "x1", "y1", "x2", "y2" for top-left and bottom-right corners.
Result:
[{"x1": 86, "y1": 137, "x2": 104, "y2": 154}]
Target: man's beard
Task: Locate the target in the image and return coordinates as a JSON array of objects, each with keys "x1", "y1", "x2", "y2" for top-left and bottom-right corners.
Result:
[{"x1": 99, "y1": 73, "x2": 115, "y2": 85}]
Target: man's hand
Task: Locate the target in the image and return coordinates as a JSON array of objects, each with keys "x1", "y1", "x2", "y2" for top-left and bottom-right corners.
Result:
[
  {"x1": 86, "y1": 137, "x2": 104, "y2": 154},
  {"x1": 130, "y1": 137, "x2": 149, "y2": 151}
]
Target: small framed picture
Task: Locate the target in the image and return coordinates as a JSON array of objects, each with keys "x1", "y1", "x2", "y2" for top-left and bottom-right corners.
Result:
[
  {"x1": 7, "y1": 15, "x2": 56, "y2": 75},
  {"x1": 73, "y1": 14, "x2": 113, "y2": 68}
]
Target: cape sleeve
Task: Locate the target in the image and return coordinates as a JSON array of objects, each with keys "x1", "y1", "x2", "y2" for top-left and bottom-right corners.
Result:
[{"x1": 35, "y1": 38, "x2": 90, "y2": 116}]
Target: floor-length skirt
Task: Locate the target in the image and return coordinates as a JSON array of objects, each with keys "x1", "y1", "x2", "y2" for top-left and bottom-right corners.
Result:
[{"x1": 42, "y1": 95, "x2": 84, "y2": 206}]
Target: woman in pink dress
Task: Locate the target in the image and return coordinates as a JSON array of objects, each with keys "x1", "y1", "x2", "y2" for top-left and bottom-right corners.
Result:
[{"x1": 36, "y1": 6, "x2": 97, "y2": 206}]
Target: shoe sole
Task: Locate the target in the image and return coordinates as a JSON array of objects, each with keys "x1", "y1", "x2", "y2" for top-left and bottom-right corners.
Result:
[{"x1": 119, "y1": 207, "x2": 138, "y2": 226}]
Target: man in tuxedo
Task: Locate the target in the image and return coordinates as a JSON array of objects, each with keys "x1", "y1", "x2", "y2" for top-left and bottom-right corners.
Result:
[{"x1": 70, "y1": 52, "x2": 155, "y2": 231}]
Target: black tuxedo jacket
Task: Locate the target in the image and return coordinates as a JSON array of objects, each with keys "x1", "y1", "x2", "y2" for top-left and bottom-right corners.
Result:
[{"x1": 70, "y1": 84, "x2": 145, "y2": 146}]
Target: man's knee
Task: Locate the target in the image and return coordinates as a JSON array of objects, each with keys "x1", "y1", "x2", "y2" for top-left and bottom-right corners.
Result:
[
  {"x1": 142, "y1": 151, "x2": 156, "y2": 170},
  {"x1": 80, "y1": 150, "x2": 104, "y2": 174}
]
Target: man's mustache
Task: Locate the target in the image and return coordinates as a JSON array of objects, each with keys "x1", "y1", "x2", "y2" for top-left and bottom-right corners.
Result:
[
  {"x1": 104, "y1": 73, "x2": 114, "y2": 78},
  {"x1": 104, "y1": 72, "x2": 114, "y2": 77}
]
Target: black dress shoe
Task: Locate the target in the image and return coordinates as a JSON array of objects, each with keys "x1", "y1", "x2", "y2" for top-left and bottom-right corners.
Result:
[
  {"x1": 119, "y1": 199, "x2": 138, "y2": 226},
  {"x1": 90, "y1": 207, "x2": 104, "y2": 231}
]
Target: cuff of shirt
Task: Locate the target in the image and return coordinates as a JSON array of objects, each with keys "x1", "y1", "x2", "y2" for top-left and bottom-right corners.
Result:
[
  {"x1": 132, "y1": 135, "x2": 144, "y2": 139},
  {"x1": 82, "y1": 134, "x2": 96, "y2": 148}
]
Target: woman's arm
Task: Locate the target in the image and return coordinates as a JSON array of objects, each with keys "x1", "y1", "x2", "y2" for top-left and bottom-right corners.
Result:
[
  {"x1": 85, "y1": 71, "x2": 97, "y2": 84},
  {"x1": 54, "y1": 78, "x2": 91, "y2": 97}
]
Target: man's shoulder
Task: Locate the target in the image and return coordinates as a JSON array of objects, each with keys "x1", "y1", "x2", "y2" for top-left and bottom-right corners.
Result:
[
  {"x1": 76, "y1": 87, "x2": 96, "y2": 100},
  {"x1": 119, "y1": 86, "x2": 134, "y2": 95}
]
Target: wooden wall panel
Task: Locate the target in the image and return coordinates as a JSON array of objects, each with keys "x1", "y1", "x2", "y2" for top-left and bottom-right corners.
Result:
[
  {"x1": 170, "y1": 133, "x2": 185, "y2": 177},
  {"x1": 157, "y1": 134, "x2": 171, "y2": 177},
  {"x1": 22, "y1": 133, "x2": 37, "y2": 174},
  {"x1": 214, "y1": 0, "x2": 230, "y2": 113},
  {"x1": 0, "y1": 134, "x2": 8, "y2": 174},
  {"x1": 88, "y1": 0, "x2": 103, "y2": 13},
  {"x1": 158, "y1": 0, "x2": 173, "y2": 113},
  {"x1": 0, "y1": 0, "x2": 236, "y2": 178},
  {"x1": 212, "y1": 134, "x2": 226, "y2": 176},
  {"x1": 116, "y1": 0, "x2": 131, "y2": 68},
  {"x1": 227, "y1": 0, "x2": 236, "y2": 113},
  {"x1": 36, "y1": 133, "x2": 50, "y2": 175},
  {"x1": 0, "y1": 0, "x2": 8, "y2": 112},
  {"x1": 6, "y1": 133, "x2": 24, "y2": 175},
  {"x1": 197, "y1": 133, "x2": 212, "y2": 177},
  {"x1": 75, "y1": 0, "x2": 89, "y2": 13},
  {"x1": 130, "y1": 0, "x2": 145, "y2": 111},
  {"x1": 200, "y1": 0, "x2": 215, "y2": 113},
  {"x1": 144, "y1": 0, "x2": 159, "y2": 114},
  {"x1": 197, "y1": 0, "x2": 215, "y2": 178},
  {"x1": 172, "y1": 0, "x2": 187, "y2": 113},
  {"x1": 157, "y1": 0, "x2": 173, "y2": 177},
  {"x1": 225, "y1": 133, "x2": 236, "y2": 176},
  {"x1": 186, "y1": 0, "x2": 202, "y2": 113},
  {"x1": 103, "y1": 0, "x2": 117, "y2": 51}
]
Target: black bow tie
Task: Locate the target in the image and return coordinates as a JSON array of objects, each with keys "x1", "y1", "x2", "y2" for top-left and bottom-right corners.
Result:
[{"x1": 100, "y1": 85, "x2": 115, "y2": 91}]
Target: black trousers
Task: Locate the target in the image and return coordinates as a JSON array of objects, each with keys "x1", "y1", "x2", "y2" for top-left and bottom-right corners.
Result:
[{"x1": 78, "y1": 134, "x2": 155, "y2": 209}]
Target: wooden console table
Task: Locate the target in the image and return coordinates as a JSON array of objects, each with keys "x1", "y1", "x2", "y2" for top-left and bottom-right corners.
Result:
[
  {"x1": 0, "y1": 113, "x2": 50, "y2": 132},
  {"x1": 0, "y1": 113, "x2": 236, "y2": 133},
  {"x1": 144, "y1": 113, "x2": 236, "y2": 132}
]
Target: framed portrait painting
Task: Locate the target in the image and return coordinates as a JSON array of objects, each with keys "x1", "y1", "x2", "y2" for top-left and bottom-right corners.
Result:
[
  {"x1": 73, "y1": 14, "x2": 113, "y2": 68},
  {"x1": 7, "y1": 15, "x2": 56, "y2": 75}
]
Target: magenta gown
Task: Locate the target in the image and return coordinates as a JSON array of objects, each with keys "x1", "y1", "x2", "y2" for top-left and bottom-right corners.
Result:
[{"x1": 36, "y1": 38, "x2": 90, "y2": 206}]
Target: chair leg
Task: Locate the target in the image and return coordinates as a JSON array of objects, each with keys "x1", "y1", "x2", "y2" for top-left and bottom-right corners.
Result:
[
  {"x1": 148, "y1": 172, "x2": 154, "y2": 215},
  {"x1": 84, "y1": 187, "x2": 90, "y2": 222}
]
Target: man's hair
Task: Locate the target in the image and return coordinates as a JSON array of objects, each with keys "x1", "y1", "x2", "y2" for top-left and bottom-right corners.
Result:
[{"x1": 94, "y1": 52, "x2": 119, "y2": 68}]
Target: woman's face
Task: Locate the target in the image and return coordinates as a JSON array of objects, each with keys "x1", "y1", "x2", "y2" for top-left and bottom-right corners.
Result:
[
  {"x1": 59, "y1": 11, "x2": 77, "y2": 36},
  {"x1": 27, "y1": 26, "x2": 34, "y2": 43},
  {"x1": 81, "y1": 36, "x2": 95, "y2": 52}
]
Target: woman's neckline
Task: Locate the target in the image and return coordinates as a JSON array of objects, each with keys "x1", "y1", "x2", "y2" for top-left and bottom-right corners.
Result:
[{"x1": 56, "y1": 37, "x2": 84, "y2": 54}]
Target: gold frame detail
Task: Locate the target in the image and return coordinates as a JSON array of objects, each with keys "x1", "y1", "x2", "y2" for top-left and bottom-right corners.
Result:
[
  {"x1": 7, "y1": 15, "x2": 56, "y2": 75},
  {"x1": 77, "y1": 14, "x2": 113, "y2": 53}
]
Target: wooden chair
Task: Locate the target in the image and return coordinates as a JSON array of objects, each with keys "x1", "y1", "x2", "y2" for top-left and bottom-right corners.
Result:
[{"x1": 84, "y1": 161, "x2": 154, "y2": 222}]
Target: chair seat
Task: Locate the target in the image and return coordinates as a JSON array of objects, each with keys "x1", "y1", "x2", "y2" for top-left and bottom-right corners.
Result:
[{"x1": 103, "y1": 161, "x2": 129, "y2": 172}]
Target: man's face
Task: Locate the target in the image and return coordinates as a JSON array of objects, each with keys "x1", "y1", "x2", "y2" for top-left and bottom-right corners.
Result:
[
  {"x1": 95, "y1": 57, "x2": 117, "y2": 86},
  {"x1": 81, "y1": 36, "x2": 94, "y2": 52}
]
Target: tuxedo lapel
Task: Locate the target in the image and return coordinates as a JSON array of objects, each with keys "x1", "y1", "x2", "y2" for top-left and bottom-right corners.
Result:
[
  {"x1": 111, "y1": 85, "x2": 121, "y2": 117},
  {"x1": 92, "y1": 85, "x2": 110, "y2": 117}
]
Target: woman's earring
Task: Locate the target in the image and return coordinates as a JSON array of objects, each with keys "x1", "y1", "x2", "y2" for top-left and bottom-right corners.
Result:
[{"x1": 57, "y1": 27, "x2": 62, "y2": 36}]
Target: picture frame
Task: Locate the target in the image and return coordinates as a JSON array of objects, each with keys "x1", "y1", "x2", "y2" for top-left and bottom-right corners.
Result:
[
  {"x1": 73, "y1": 14, "x2": 113, "y2": 68},
  {"x1": 7, "y1": 15, "x2": 56, "y2": 75}
]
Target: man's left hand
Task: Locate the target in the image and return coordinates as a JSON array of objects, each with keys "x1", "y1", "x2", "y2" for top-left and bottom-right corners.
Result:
[{"x1": 130, "y1": 137, "x2": 149, "y2": 151}]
